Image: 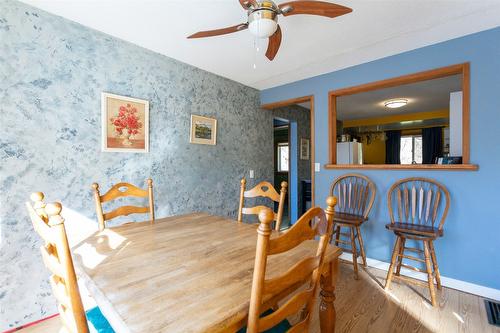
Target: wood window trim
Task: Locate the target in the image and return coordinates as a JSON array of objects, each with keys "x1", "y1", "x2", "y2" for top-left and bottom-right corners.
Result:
[
  {"x1": 261, "y1": 95, "x2": 316, "y2": 205},
  {"x1": 328, "y1": 62, "x2": 478, "y2": 171}
]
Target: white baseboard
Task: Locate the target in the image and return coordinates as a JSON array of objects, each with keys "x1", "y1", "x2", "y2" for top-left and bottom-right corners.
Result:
[{"x1": 339, "y1": 253, "x2": 500, "y2": 301}]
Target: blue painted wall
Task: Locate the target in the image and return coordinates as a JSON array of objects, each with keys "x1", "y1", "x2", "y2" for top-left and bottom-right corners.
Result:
[{"x1": 261, "y1": 27, "x2": 500, "y2": 290}]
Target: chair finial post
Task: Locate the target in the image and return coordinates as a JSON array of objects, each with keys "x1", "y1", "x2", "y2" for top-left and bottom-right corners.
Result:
[
  {"x1": 248, "y1": 207, "x2": 274, "y2": 333},
  {"x1": 92, "y1": 183, "x2": 105, "y2": 231},
  {"x1": 46, "y1": 202, "x2": 64, "y2": 226},
  {"x1": 238, "y1": 178, "x2": 247, "y2": 222},
  {"x1": 325, "y1": 196, "x2": 337, "y2": 238},
  {"x1": 147, "y1": 178, "x2": 155, "y2": 223}
]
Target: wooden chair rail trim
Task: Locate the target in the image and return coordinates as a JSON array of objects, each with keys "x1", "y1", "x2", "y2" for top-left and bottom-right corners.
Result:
[
  {"x1": 324, "y1": 164, "x2": 479, "y2": 170},
  {"x1": 264, "y1": 255, "x2": 320, "y2": 296},
  {"x1": 259, "y1": 289, "x2": 313, "y2": 331},
  {"x1": 244, "y1": 181, "x2": 281, "y2": 202},
  {"x1": 100, "y1": 182, "x2": 148, "y2": 202}
]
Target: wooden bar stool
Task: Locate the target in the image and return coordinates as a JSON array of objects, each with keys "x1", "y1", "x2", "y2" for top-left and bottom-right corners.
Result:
[
  {"x1": 384, "y1": 177, "x2": 450, "y2": 307},
  {"x1": 330, "y1": 174, "x2": 376, "y2": 279},
  {"x1": 238, "y1": 178, "x2": 287, "y2": 231}
]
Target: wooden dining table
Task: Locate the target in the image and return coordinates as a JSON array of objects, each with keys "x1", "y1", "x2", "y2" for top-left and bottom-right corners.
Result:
[{"x1": 72, "y1": 213, "x2": 342, "y2": 332}]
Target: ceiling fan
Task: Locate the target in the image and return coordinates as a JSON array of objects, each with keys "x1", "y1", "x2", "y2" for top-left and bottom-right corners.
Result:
[{"x1": 187, "y1": 1, "x2": 352, "y2": 61}]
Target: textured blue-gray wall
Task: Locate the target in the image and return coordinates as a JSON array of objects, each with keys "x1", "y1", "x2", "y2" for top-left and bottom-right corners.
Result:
[{"x1": 0, "y1": 1, "x2": 278, "y2": 328}]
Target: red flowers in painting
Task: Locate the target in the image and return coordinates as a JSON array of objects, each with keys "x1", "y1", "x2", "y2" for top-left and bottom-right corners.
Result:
[{"x1": 110, "y1": 104, "x2": 142, "y2": 136}]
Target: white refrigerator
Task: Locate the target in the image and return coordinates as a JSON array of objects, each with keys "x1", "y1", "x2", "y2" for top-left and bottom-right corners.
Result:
[{"x1": 337, "y1": 142, "x2": 363, "y2": 164}]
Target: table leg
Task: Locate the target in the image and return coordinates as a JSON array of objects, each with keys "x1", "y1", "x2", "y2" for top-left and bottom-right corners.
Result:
[{"x1": 320, "y1": 258, "x2": 339, "y2": 332}]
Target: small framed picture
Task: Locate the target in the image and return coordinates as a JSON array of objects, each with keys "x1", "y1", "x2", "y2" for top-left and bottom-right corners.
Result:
[
  {"x1": 190, "y1": 115, "x2": 217, "y2": 145},
  {"x1": 300, "y1": 138, "x2": 310, "y2": 160},
  {"x1": 101, "y1": 92, "x2": 149, "y2": 153}
]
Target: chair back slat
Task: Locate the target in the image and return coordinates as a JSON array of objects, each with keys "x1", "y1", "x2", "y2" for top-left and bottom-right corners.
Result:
[
  {"x1": 396, "y1": 188, "x2": 403, "y2": 222},
  {"x1": 103, "y1": 205, "x2": 150, "y2": 221},
  {"x1": 418, "y1": 187, "x2": 424, "y2": 221},
  {"x1": 263, "y1": 256, "x2": 320, "y2": 296},
  {"x1": 388, "y1": 178, "x2": 450, "y2": 230},
  {"x1": 432, "y1": 191, "x2": 441, "y2": 225},
  {"x1": 246, "y1": 197, "x2": 337, "y2": 333},
  {"x1": 425, "y1": 189, "x2": 433, "y2": 223},
  {"x1": 411, "y1": 185, "x2": 416, "y2": 222},
  {"x1": 93, "y1": 179, "x2": 154, "y2": 230},
  {"x1": 330, "y1": 174, "x2": 375, "y2": 219},
  {"x1": 268, "y1": 207, "x2": 325, "y2": 255},
  {"x1": 404, "y1": 186, "x2": 409, "y2": 221},
  {"x1": 27, "y1": 193, "x2": 89, "y2": 333},
  {"x1": 238, "y1": 179, "x2": 287, "y2": 230},
  {"x1": 258, "y1": 289, "x2": 313, "y2": 332},
  {"x1": 100, "y1": 182, "x2": 148, "y2": 202}
]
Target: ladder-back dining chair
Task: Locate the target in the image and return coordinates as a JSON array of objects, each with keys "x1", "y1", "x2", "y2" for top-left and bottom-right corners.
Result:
[
  {"x1": 238, "y1": 178, "x2": 287, "y2": 231},
  {"x1": 26, "y1": 192, "x2": 113, "y2": 333},
  {"x1": 384, "y1": 177, "x2": 450, "y2": 307},
  {"x1": 92, "y1": 179, "x2": 154, "y2": 231},
  {"x1": 329, "y1": 173, "x2": 376, "y2": 279},
  {"x1": 246, "y1": 196, "x2": 336, "y2": 333}
]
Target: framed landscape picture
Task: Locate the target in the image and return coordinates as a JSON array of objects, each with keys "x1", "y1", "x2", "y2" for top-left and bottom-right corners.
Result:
[
  {"x1": 190, "y1": 115, "x2": 217, "y2": 145},
  {"x1": 300, "y1": 138, "x2": 310, "y2": 160},
  {"x1": 101, "y1": 92, "x2": 149, "y2": 153}
]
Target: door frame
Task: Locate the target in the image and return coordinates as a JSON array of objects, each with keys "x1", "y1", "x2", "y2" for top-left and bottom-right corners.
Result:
[{"x1": 262, "y1": 95, "x2": 315, "y2": 207}]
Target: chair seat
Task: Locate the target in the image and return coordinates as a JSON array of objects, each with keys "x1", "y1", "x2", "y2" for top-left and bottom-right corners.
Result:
[
  {"x1": 237, "y1": 309, "x2": 291, "y2": 333},
  {"x1": 385, "y1": 222, "x2": 443, "y2": 238},
  {"x1": 86, "y1": 306, "x2": 114, "y2": 333},
  {"x1": 334, "y1": 212, "x2": 367, "y2": 225}
]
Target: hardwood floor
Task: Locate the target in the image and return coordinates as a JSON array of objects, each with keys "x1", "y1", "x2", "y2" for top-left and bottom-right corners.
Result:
[{"x1": 18, "y1": 264, "x2": 499, "y2": 333}]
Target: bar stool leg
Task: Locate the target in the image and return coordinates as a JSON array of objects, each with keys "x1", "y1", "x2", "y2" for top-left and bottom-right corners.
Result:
[
  {"x1": 350, "y1": 227, "x2": 359, "y2": 279},
  {"x1": 395, "y1": 237, "x2": 406, "y2": 276},
  {"x1": 385, "y1": 236, "x2": 401, "y2": 290},
  {"x1": 429, "y1": 240, "x2": 442, "y2": 290},
  {"x1": 423, "y1": 240, "x2": 437, "y2": 307},
  {"x1": 334, "y1": 225, "x2": 341, "y2": 246},
  {"x1": 356, "y1": 226, "x2": 367, "y2": 267}
]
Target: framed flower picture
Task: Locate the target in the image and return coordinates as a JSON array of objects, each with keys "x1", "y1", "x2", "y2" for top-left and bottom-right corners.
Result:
[
  {"x1": 101, "y1": 92, "x2": 149, "y2": 153},
  {"x1": 190, "y1": 115, "x2": 217, "y2": 145}
]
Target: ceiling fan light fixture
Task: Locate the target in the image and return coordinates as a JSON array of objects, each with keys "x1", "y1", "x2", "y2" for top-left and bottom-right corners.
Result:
[
  {"x1": 249, "y1": 18, "x2": 278, "y2": 38},
  {"x1": 384, "y1": 99, "x2": 408, "y2": 109},
  {"x1": 248, "y1": 4, "x2": 279, "y2": 38}
]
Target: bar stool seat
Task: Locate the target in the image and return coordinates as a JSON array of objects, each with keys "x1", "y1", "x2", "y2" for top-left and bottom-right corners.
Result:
[
  {"x1": 386, "y1": 222, "x2": 443, "y2": 238},
  {"x1": 335, "y1": 212, "x2": 368, "y2": 225}
]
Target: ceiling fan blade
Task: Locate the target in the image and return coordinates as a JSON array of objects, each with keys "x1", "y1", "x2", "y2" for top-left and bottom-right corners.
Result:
[
  {"x1": 279, "y1": 1, "x2": 352, "y2": 18},
  {"x1": 187, "y1": 23, "x2": 248, "y2": 39},
  {"x1": 266, "y1": 25, "x2": 282, "y2": 61},
  {"x1": 239, "y1": 0, "x2": 259, "y2": 10}
]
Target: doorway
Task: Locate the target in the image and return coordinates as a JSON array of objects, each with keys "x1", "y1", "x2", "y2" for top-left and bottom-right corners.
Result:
[{"x1": 268, "y1": 99, "x2": 313, "y2": 227}]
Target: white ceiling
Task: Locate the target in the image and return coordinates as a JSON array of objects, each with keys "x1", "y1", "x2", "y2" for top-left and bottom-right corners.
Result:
[
  {"x1": 337, "y1": 74, "x2": 462, "y2": 120},
  {"x1": 21, "y1": 0, "x2": 500, "y2": 90}
]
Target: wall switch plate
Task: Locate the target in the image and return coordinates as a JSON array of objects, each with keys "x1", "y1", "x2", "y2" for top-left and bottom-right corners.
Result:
[
  {"x1": 249, "y1": 170, "x2": 254, "y2": 179},
  {"x1": 315, "y1": 163, "x2": 320, "y2": 172}
]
